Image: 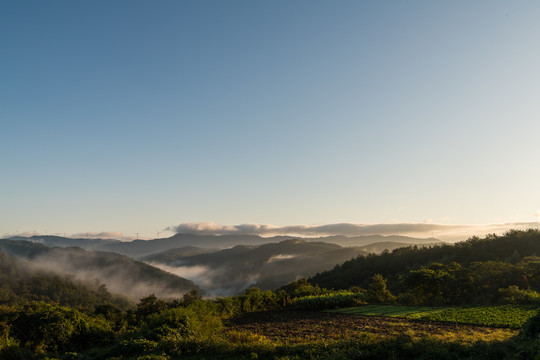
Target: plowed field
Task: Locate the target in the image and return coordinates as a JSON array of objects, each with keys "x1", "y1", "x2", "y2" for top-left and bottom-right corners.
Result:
[{"x1": 231, "y1": 311, "x2": 517, "y2": 345}]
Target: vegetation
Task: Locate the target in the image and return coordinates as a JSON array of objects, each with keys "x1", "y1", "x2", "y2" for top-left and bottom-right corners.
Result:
[
  {"x1": 289, "y1": 291, "x2": 366, "y2": 310},
  {"x1": 0, "y1": 253, "x2": 131, "y2": 311},
  {"x1": 144, "y1": 239, "x2": 386, "y2": 295},
  {"x1": 2, "y1": 295, "x2": 537, "y2": 360},
  {"x1": 366, "y1": 273, "x2": 396, "y2": 303},
  {"x1": 0, "y1": 240, "x2": 199, "y2": 300},
  {"x1": 3, "y1": 229, "x2": 540, "y2": 359},
  {"x1": 312, "y1": 229, "x2": 540, "y2": 306},
  {"x1": 331, "y1": 304, "x2": 538, "y2": 329},
  {"x1": 408, "y1": 305, "x2": 539, "y2": 329}
]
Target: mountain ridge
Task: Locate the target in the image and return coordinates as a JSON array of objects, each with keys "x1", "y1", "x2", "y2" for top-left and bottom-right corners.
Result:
[
  {"x1": 6, "y1": 233, "x2": 442, "y2": 259},
  {"x1": 144, "y1": 238, "x2": 438, "y2": 296}
]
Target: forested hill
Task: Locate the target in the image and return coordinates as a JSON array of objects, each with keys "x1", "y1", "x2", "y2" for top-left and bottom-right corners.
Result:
[
  {"x1": 0, "y1": 253, "x2": 131, "y2": 310},
  {"x1": 310, "y1": 229, "x2": 540, "y2": 291},
  {"x1": 0, "y1": 240, "x2": 198, "y2": 300},
  {"x1": 145, "y1": 239, "x2": 370, "y2": 295}
]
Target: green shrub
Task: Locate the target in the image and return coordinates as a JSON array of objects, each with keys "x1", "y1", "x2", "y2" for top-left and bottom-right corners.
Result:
[
  {"x1": 367, "y1": 274, "x2": 396, "y2": 304},
  {"x1": 9, "y1": 302, "x2": 113, "y2": 353},
  {"x1": 145, "y1": 308, "x2": 192, "y2": 337},
  {"x1": 290, "y1": 291, "x2": 366, "y2": 310},
  {"x1": 135, "y1": 355, "x2": 169, "y2": 360},
  {"x1": 0, "y1": 346, "x2": 35, "y2": 360},
  {"x1": 114, "y1": 338, "x2": 159, "y2": 357},
  {"x1": 280, "y1": 278, "x2": 323, "y2": 298},
  {"x1": 520, "y1": 311, "x2": 540, "y2": 338},
  {"x1": 499, "y1": 286, "x2": 540, "y2": 304},
  {"x1": 158, "y1": 333, "x2": 220, "y2": 356}
]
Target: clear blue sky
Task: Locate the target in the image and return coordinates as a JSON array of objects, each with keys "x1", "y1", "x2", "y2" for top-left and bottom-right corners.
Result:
[{"x1": 2, "y1": 1, "x2": 540, "y2": 239}]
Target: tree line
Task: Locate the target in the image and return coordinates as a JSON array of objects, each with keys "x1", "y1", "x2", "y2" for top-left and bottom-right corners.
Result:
[{"x1": 310, "y1": 229, "x2": 540, "y2": 305}]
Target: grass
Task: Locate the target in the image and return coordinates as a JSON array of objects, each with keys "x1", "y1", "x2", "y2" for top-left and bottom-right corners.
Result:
[{"x1": 330, "y1": 304, "x2": 540, "y2": 329}]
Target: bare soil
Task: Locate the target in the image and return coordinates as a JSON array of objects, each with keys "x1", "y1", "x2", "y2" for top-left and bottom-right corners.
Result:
[{"x1": 229, "y1": 310, "x2": 517, "y2": 344}]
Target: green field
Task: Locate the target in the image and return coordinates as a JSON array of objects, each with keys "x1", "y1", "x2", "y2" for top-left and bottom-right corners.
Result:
[{"x1": 329, "y1": 304, "x2": 540, "y2": 329}]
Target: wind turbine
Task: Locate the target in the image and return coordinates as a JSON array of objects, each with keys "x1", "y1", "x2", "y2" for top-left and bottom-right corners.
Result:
[{"x1": 136, "y1": 232, "x2": 139, "y2": 240}]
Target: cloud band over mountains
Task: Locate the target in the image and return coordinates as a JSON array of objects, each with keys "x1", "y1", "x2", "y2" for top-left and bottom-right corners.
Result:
[{"x1": 166, "y1": 221, "x2": 540, "y2": 242}]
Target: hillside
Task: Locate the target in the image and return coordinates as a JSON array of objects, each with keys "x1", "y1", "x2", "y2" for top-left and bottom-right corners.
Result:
[
  {"x1": 0, "y1": 253, "x2": 131, "y2": 310},
  {"x1": 144, "y1": 239, "x2": 418, "y2": 296},
  {"x1": 310, "y1": 229, "x2": 540, "y2": 293},
  {"x1": 0, "y1": 240, "x2": 198, "y2": 300}
]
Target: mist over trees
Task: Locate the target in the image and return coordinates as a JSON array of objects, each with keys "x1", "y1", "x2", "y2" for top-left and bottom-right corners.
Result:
[
  {"x1": 0, "y1": 253, "x2": 131, "y2": 310},
  {"x1": 0, "y1": 240, "x2": 198, "y2": 300}
]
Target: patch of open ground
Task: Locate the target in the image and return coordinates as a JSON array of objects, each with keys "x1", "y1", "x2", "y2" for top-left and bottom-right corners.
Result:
[{"x1": 230, "y1": 310, "x2": 517, "y2": 345}]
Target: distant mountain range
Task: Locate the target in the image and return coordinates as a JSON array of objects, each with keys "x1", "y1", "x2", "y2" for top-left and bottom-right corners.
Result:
[
  {"x1": 7, "y1": 233, "x2": 442, "y2": 259},
  {"x1": 2, "y1": 234, "x2": 443, "y2": 297},
  {"x1": 143, "y1": 239, "x2": 441, "y2": 296}
]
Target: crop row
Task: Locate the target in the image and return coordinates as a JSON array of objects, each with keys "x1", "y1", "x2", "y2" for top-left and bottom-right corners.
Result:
[
  {"x1": 289, "y1": 291, "x2": 366, "y2": 310},
  {"x1": 331, "y1": 304, "x2": 540, "y2": 329},
  {"x1": 407, "y1": 304, "x2": 539, "y2": 329}
]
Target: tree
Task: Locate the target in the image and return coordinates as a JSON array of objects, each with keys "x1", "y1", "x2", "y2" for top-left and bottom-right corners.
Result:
[
  {"x1": 182, "y1": 289, "x2": 202, "y2": 306},
  {"x1": 133, "y1": 294, "x2": 167, "y2": 321},
  {"x1": 401, "y1": 262, "x2": 472, "y2": 305},
  {"x1": 10, "y1": 302, "x2": 113, "y2": 353},
  {"x1": 367, "y1": 274, "x2": 395, "y2": 303},
  {"x1": 280, "y1": 278, "x2": 322, "y2": 298}
]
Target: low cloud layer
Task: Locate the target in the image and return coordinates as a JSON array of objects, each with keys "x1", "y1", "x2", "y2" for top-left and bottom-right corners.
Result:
[
  {"x1": 148, "y1": 261, "x2": 259, "y2": 297},
  {"x1": 71, "y1": 231, "x2": 130, "y2": 240},
  {"x1": 167, "y1": 221, "x2": 540, "y2": 242}
]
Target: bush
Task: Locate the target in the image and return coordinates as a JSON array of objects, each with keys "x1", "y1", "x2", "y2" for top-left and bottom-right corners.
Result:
[
  {"x1": 9, "y1": 302, "x2": 113, "y2": 353},
  {"x1": 499, "y1": 286, "x2": 540, "y2": 304},
  {"x1": 280, "y1": 278, "x2": 323, "y2": 298},
  {"x1": 521, "y1": 312, "x2": 540, "y2": 338},
  {"x1": 290, "y1": 291, "x2": 366, "y2": 310},
  {"x1": 110, "y1": 338, "x2": 159, "y2": 357},
  {"x1": 367, "y1": 274, "x2": 396, "y2": 304},
  {"x1": 132, "y1": 295, "x2": 168, "y2": 323},
  {"x1": 143, "y1": 308, "x2": 193, "y2": 341}
]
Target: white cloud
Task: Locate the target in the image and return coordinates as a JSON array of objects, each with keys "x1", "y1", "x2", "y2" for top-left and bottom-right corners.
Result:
[
  {"x1": 267, "y1": 254, "x2": 298, "y2": 263},
  {"x1": 71, "y1": 231, "x2": 126, "y2": 239},
  {"x1": 148, "y1": 262, "x2": 213, "y2": 287},
  {"x1": 166, "y1": 222, "x2": 279, "y2": 236},
  {"x1": 167, "y1": 221, "x2": 540, "y2": 242}
]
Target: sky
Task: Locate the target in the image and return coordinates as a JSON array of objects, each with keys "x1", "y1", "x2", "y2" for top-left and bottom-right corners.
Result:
[{"x1": 2, "y1": 1, "x2": 540, "y2": 241}]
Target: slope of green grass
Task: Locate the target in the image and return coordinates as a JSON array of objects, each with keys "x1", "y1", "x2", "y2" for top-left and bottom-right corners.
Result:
[{"x1": 330, "y1": 304, "x2": 540, "y2": 329}]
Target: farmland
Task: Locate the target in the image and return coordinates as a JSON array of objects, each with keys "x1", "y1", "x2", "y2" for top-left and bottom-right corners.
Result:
[
  {"x1": 223, "y1": 310, "x2": 522, "y2": 360},
  {"x1": 231, "y1": 310, "x2": 517, "y2": 345},
  {"x1": 330, "y1": 304, "x2": 540, "y2": 329}
]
